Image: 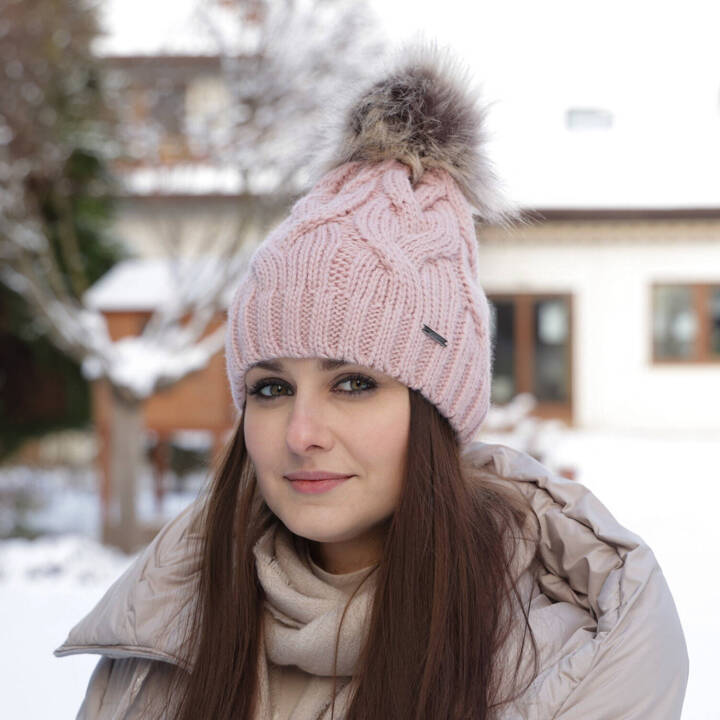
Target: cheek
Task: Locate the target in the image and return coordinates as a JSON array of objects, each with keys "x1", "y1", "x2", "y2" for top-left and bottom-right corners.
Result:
[
  {"x1": 243, "y1": 406, "x2": 280, "y2": 476},
  {"x1": 355, "y1": 392, "x2": 410, "y2": 484},
  {"x1": 242, "y1": 407, "x2": 294, "y2": 515},
  {"x1": 363, "y1": 414, "x2": 407, "y2": 467}
]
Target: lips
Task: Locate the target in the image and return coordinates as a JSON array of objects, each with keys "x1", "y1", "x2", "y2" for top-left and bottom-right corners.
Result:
[
  {"x1": 284, "y1": 471, "x2": 353, "y2": 481},
  {"x1": 284, "y1": 471, "x2": 354, "y2": 495}
]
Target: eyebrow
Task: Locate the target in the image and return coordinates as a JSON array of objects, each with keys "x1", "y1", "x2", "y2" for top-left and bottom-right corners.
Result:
[{"x1": 247, "y1": 358, "x2": 351, "y2": 373}]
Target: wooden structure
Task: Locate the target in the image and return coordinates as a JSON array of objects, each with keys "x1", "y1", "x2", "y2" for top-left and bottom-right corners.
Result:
[{"x1": 93, "y1": 308, "x2": 236, "y2": 536}]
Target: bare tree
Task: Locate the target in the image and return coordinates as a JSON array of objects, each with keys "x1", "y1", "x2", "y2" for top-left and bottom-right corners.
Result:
[{"x1": 0, "y1": 0, "x2": 385, "y2": 551}]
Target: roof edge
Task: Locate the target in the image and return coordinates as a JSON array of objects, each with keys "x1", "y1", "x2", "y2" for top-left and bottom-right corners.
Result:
[{"x1": 520, "y1": 207, "x2": 720, "y2": 221}]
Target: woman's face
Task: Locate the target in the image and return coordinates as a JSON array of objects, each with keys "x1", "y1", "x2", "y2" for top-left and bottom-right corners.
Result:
[{"x1": 243, "y1": 357, "x2": 410, "y2": 551}]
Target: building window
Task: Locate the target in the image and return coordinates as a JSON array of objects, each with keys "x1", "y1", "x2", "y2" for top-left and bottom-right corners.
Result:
[
  {"x1": 533, "y1": 298, "x2": 570, "y2": 402},
  {"x1": 712, "y1": 287, "x2": 720, "y2": 354},
  {"x1": 120, "y1": 80, "x2": 190, "y2": 163},
  {"x1": 489, "y1": 299, "x2": 515, "y2": 403},
  {"x1": 149, "y1": 82, "x2": 186, "y2": 136},
  {"x1": 487, "y1": 293, "x2": 573, "y2": 423},
  {"x1": 652, "y1": 283, "x2": 720, "y2": 362}
]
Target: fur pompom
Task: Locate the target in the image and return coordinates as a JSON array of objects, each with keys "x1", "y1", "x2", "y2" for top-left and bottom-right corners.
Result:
[{"x1": 319, "y1": 42, "x2": 514, "y2": 223}]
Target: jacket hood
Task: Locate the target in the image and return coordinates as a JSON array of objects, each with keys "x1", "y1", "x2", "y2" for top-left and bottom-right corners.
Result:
[{"x1": 54, "y1": 441, "x2": 688, "y2": 717}]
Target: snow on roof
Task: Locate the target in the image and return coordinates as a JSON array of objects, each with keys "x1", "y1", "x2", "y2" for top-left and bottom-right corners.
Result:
[
  {"x1": 92, "y1": 0, "x2": 255, "y2": 57},
  {"x1": 93, "y1": 0, "x2": 720, "y2": 210},
  {"x1": 380, "y1": 0, "x2": 720, "y2": 212},
  {"x1": 483, "y1": 80, "x2": 720, "y2": 211},
  {"x1": 121, "y1": 165, "x2": 246, "y2": 196},
  {"x1": 84, "y1": 255, "x2": 250, "y2": 311},
  {"x1": 487, "y1": 123, "x2": 720, "y2": 211}
]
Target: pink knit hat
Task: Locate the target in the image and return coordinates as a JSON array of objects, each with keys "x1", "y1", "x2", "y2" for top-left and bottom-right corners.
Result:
[{"x1": 225, "y1": 48, "x2": 511, "y2": 448}]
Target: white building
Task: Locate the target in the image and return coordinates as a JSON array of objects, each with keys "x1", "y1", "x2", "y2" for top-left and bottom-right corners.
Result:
[
  {"x1": 474, "y1": 43, "x2": 720, "y2": 432},
  {"x1": 478, "y1": 213, "x2": 720, "y2": 432},
  {"x1": 95, "y1": 0, "x2": 720, "y2": 434}
]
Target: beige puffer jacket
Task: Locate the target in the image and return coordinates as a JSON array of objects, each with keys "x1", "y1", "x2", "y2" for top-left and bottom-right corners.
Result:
[{"x1": 54, "y1": 441, "x2": 689, "y2": 719}]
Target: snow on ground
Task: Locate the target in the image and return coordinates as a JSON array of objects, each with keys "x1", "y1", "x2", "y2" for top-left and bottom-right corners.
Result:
[
  {"x1": 0, "y1": 535, "x2": 137, "y2": 719},
  {"x1": 1, "y1": 428, "x2": 717, "y2": 719},
  {"x1": 0, "y1": 462, "x2": 204, "y2": 719}
]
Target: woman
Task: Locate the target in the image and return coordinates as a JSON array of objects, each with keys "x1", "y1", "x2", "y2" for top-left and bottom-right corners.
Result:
[{"x1": 55, "y1": 47, "x2": 689, "y2": 719}]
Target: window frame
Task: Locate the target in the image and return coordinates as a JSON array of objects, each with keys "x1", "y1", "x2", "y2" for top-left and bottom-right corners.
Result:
[{"x1": 650, "y1": 281, "x2": 720, "y2": 364}]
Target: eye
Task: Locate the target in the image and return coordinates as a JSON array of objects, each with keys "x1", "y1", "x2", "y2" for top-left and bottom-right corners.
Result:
[
  {"x1": 246, "y1": 374, "x2": 377, "y2": 401},
  {"x1": 247, "y1": 378, "x2": 288, "y2": 399},
  {"x1": 335, "y1": 374, "x2": 377, "y2": 395}
]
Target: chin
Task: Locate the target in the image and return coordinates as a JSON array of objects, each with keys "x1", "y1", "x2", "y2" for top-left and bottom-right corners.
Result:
[{"x1": 280, "y1": 513, "x2": 362, "y2": 545}]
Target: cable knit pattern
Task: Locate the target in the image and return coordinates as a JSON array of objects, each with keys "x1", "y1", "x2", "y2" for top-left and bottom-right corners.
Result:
[{"x1": 225, "y1": 157, "x2": 493, "y2": 447}]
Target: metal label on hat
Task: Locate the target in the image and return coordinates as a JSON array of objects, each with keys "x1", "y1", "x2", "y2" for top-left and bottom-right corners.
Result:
[{"x1": 422, "y1": 324, "x2": 447, "y2": 347}]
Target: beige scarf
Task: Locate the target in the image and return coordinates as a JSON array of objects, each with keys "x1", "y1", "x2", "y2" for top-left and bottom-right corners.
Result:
[{"x1": 252, "y1": 523, "x2": 378, "y2": 720}]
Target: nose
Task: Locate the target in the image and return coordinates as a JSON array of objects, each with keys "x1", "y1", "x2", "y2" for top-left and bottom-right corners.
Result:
[{"x1": 284, "y1": 396, "x2": 333, "y2": 454}]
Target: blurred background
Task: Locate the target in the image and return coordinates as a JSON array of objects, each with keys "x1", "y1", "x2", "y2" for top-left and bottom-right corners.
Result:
[{"x1": 0, "y1": 0, "x2": 718, "y2": 717}]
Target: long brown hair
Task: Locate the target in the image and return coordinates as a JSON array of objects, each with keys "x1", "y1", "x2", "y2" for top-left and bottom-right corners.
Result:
[{"x1": 162, "y1": 388, "x2": 539, "y2": 719}]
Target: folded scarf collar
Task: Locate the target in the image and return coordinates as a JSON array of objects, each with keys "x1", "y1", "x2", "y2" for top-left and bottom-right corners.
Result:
[{"x1": 252, "y1": 522, "x2": 379, "y2": 718}]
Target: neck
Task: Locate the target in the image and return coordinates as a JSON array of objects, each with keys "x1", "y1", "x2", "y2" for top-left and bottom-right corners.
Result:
[{"x1": 307, "y1": 523, "x2": 387, "y2": 574}]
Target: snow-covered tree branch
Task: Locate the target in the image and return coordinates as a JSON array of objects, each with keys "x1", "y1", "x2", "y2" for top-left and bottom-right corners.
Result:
[{"x1": 1, "y1": 0, "x2": 386, "y2": 550}]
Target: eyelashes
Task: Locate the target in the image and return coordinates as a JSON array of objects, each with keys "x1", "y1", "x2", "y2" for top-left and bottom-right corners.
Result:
[{"x1": 247, "y1": 374, "x2": 377, "y2": 401}]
